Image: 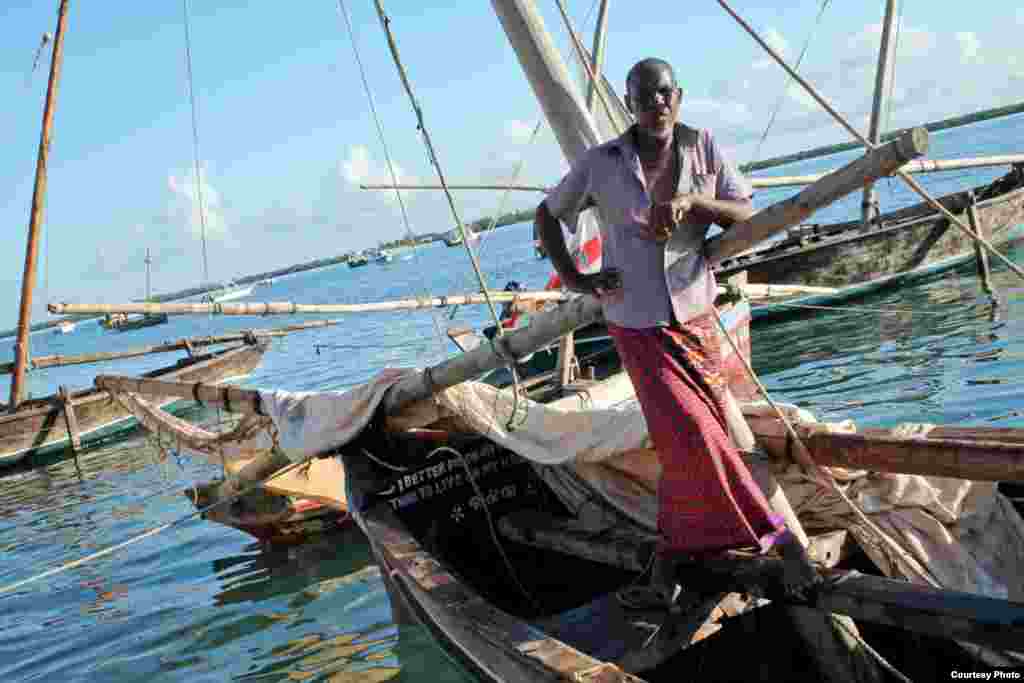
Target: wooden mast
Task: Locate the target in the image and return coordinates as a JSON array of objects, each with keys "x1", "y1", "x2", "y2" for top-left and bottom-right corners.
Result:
[
  {"x1": 861, "y1": 0, "x2": 899, "y2": 228},
  {"x1": 144, "y1": 247, "x2": 152, "y2": 302},
  {"x1": 9, "y1": 0, "x2": 69, "y2": 412}
]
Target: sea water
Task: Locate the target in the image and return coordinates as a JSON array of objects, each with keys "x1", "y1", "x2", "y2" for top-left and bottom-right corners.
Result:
[{"x1": 1, "y1": 115, "x2": 1023, "y2": 681}]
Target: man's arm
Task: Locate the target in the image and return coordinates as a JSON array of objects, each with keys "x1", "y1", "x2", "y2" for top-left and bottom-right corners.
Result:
[
  {"x1": 690, "y1": 196, "x2": 755, "y2": 229},
  {"x1": 535, "y1": 202, "x2": 583, "y2": 290}
]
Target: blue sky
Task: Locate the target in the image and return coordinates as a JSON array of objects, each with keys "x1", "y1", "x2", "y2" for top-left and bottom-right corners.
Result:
[{"x1": 2, "y1": 0, "x2": 1023, "y2": 328}]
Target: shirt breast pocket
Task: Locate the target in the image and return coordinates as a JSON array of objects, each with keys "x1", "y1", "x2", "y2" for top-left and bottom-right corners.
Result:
[{"x1": 692, "y1": 172, "x2": 718, "y2": 198}]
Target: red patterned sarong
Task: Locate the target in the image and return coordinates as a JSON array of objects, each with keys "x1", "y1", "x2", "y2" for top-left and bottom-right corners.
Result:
[{"x1": 607, "y1": 312, "x2": 783, "y2": 557}]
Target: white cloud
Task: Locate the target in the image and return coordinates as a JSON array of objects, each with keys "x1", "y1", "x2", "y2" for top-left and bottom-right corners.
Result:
[
  {"x1": 341, "y1": 145, "x2": 371, "y2": 184},
  {"x1": 848, "y1": 22, "x2": 937, "y2": 60},
  {"x1": 341, "y1": 144, "x2": 419, "y2": 205},
  {"x1": 167, "y1": 166, "x2": 229, "y2": 241},
  {"x1": 955, "y1": 31, "x2": 982, "y2": 64},
  {"x1": 503, "y1": 119, "x2": 537, "y2": 144}
]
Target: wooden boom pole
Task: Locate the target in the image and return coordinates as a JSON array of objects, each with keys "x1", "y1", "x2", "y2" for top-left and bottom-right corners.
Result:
[
  {"x1": 10, "y1": 0, "x2": 69, "y2": 412},
  {"x1": 706, "y1": 128, "x2": 928, "y2": 264}
]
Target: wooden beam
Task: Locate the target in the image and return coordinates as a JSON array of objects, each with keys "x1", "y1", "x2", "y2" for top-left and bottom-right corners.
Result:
[
  {"x1": 48, "y1": 290, "x2": 570, "y2": 317},
  {"x1": 966, "y1": 192, "x2": 995, "y2": 296},
  {"x1": 57, "y1": 385, "x2": 81, "y2": 454},
  {"x1": 94, "y1": 375, "x2": 264, "y2": 415},
  {"x1": 49, "y1": 283, "x2": 834, "y2": 319},
  {"x1": 0, "y1": 319, "x2": 342, "y2": 375},
  {"x1": 706, "y1": 128, "x2": 929, "y2": 265}
]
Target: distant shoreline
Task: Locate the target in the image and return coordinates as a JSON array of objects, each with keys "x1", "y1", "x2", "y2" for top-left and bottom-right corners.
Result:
[
  {"x1": 3, "y1": 220, "x2": 533, "y2": 338},
  {"x1": 741, "y1": 101, "x2": 1024, "y2": 172}
]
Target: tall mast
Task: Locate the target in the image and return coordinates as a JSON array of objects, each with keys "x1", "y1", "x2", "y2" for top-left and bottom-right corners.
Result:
[
  {"x1": 861, "y1": 0, "x2": 898, "y2": 227},
  {"x1": 584, "y1": 0, "x2": 610, "y2": 112},
  {"x1": 144, "y1": 248, "x2": 152, "y2": 301},
  {"x1": 10, "y1": 0, "x2": 70, "y2": 411}
]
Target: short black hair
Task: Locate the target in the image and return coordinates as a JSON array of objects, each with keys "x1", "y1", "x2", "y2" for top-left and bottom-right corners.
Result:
[{"x1": 626, "y1": 58, "x2": 677, "y2": 92}]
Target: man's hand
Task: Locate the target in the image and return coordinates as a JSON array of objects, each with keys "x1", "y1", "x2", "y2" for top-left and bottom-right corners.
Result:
[
  {"x1": 565, "y1": 268, "x2": 622, "y2": 297},
  {"x1": 647, "y1": 193, "x2": 695, "y2": 242}
]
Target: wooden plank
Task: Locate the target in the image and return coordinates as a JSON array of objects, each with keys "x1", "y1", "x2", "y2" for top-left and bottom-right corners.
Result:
[
  {"x1": 967, "y1": 193, "x2": 995, "y2": 295},
  {"x1": 57, "y1": 385, "x2": 81, "y2": 453},
  {"x1": 48, "y1": 290, "x2": 571, "y2": 317}
]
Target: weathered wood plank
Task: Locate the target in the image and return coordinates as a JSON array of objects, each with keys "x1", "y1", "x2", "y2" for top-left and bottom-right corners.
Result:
[{"x1": 57, "y1": 385, "x2": 81, "y2": 453}]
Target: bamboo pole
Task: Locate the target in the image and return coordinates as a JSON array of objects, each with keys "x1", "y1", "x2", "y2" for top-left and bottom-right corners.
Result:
[
  {"x1": 718, "y1": 0, "x2": 1024, "y2": 284},
  {"x1": 10, "y1": 0, "x2": 69, "y2": 412},
  {"x1": 48, "y1": 283, "x2": 835, "y2": 318},
  {"x1": 707, "y1": 128, "x2": 929, "y2": 264},
  {"x1": 0, "y1": 318, "x2": 343, "y2": 375},
  {"x1": 48, "y1": 290, "x2": 571, "y2": 317},
  {"x1": 358, "y1": 154, "x2": 1024, "y2": 193}
]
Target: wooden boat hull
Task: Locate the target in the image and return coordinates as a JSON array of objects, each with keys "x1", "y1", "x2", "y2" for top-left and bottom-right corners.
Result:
[
  {"x1": 0, "y1": 340, "x2": 268, "y2": 469},
  {"x1": 716, "y1": 167, "x2": 1024, "y2": 320},
  {"x1": 344, "y1": 420, "x2": 1024, "y2": 682}
]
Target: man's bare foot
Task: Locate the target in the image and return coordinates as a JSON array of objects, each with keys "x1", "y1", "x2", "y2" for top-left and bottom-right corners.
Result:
[{"x1": 778, "y1": 532, "x2": 823, "y2": 602}]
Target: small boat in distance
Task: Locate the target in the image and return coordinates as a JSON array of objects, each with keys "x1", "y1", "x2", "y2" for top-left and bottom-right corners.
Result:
[
  {"x1": 101, "y1": 249, "x2": 170, "y2": 332},
  {"x1": 373, "y1": 249, "x2": 394, "y2": 264},
  {"x1": 348, "y1": 252, "x2": 370, "y2": 268}
]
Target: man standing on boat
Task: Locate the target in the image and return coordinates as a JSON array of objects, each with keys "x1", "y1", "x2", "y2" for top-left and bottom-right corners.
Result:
[{"x1": 534, "y1": 57, "x2": 819, "y2": 605}]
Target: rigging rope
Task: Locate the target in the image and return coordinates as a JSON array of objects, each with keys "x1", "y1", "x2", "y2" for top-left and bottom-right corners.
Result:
[
  {"x1": 370, "y1": 0, "x2": 529, "y2": 430},
  {"x1": 748, "y1": 0, "x2": 832, "y2": 168},
  {"x1": 371, "y1": 0, "x2": 503, "y2": 333},
  {"x1": 181, "y1": 0, "x2": 211, "y2": 286},
  {"x1": 335, "y1": 0, "x2": 448, "y2": 363}
]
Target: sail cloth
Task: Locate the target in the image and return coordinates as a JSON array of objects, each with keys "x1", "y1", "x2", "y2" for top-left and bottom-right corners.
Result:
[{"x1": 107, "y1": 368, "x2": 1024, "y2": 622}]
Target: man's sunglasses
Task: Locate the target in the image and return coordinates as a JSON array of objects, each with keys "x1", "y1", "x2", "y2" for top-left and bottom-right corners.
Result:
[{"x1": 629, "y1": 86, "x2": 681, "y2": 111}]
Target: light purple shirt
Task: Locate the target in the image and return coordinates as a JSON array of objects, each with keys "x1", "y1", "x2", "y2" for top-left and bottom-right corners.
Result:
[{"x1": 544, "y1": 125, "x2": 752, "y2": 329}]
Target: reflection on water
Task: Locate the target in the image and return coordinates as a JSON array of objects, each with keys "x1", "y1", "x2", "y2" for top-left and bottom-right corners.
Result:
[{"x1": 755, "y1": 246, "x2": 1024, "y2": 428}]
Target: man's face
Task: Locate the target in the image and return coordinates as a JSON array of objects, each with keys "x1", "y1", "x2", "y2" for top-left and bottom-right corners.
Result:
[{"x1": 627, "y1": 66, "x2": 680, "y2": 140}]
